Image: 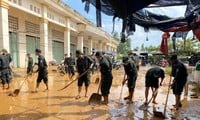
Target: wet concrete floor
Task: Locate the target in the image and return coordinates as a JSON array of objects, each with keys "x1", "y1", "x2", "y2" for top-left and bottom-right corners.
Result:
[{"x1": 0, "y1": 66, "x2": 200, "y2": 120}]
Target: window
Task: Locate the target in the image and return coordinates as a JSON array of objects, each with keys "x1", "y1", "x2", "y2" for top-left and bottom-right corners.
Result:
[
  {"x1": 30, "y1": 5, "x2": 33, "y2": 11},
  {"x1": 34, "y1": 6, "x2": 37, "y2": 12},
  {"x1": 37, "y1": 8, "x2": 40, "y2": 14},
  {"x1": 18, "y1": 0, "x2": 22, "y2": 6}
]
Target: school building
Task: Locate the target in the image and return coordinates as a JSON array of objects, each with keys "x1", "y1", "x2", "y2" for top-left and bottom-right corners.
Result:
[{"x1": 0, "y1": 0, "x2": 119, "y2": 68}]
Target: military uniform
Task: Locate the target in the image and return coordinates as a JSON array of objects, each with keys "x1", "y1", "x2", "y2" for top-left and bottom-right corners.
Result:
[
  {"x1": 145, "y1": 67, "x2": 165, "y2": 88},
  {"x1": 27, "y1": 56, "x2": 33, "y2": 74},
  {"x1": 0, "y1": 54, "x2": 11, "y2": 85},
  {"x1": 124, "y1": 60, "x2": 138, "y2": 92},
  {"x1": 99, "y1": 56, "x2": 113, "y2": 96},
  {"x1": 64, "y1": 56, "x2": 75, "y2": 75},
  {"x1": 171, "y1": 60, "x2": 188, "y2": 95},
  {"x1": 76, "y1": 56, "x2": 93, "y2": 86},
  {"x1": 36, "y1": 55, "x2": 48, "y2": 84}
]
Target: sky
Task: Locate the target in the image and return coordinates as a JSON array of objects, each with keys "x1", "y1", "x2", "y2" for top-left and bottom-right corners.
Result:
[{"x1": 63, "y1": 0, "x2": 193, "y2": 50}]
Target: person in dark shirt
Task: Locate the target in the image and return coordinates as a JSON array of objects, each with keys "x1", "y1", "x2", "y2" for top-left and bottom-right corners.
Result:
[
  {"x1": 34, "y1": 48, "x2": 48, "y2": 92},
  {"x1": 64, "y1": 53, "x2": 68, "y2": 74},
  {"x1": 26, "y1": 53, "x2": 33, "y2": 74},
  {"x1": 76, "y1": 50, "x2": 93, "y2": 99},
  {"x1": 95, "y1": 51, "x2": 113, "y2": 105},
  {"x1": 145, "y1": 67, "x2": 165, "y2": 104},
  {"x1": 0, "y1": 49, "x2": 12, "y2": 89},
  {"x1": 64, "y1": 53, "x2": 75, "y2": 79},
  {"x1": 122, "y1": 57, "x2": 138, "y2": 103},
  {"x1": 170, "y1": 54, "x2": 188, "y2": 110}
]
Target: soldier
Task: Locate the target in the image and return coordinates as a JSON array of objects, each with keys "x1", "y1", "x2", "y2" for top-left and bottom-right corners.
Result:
[
  {"x1": 122, "y1": 57, "x2": 138, "y2": 103},
  {"x1": 26, "y1": 53, "x2": 33, "y2": 74},
  {"x1": 34, "y1": 48, "x2": 48, "y2": 92},
  {"x1": 95, "y1": 51, "x2": 113, "y2": 105},
  {"x1": 145, "y1": 67, "x2": 165, "y2": 104},
  {"x1": 76, "y1": 50, "x2": 93, "y2": 99},
  {"x1": 170, "y1": 54, "x2": 188, "y2": 110},
  {"x1": 0, "y1": 49, "x2": 12, "y2": 89},
  {"x1": 64, "y1": 53, "x2": 75, "y2": 79}
]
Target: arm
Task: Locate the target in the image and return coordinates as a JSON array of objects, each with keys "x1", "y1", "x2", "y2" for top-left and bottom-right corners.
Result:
[
  {"x1": 122, "y1": 73, "x2": 127, "y2": 85},
  {"x1": 160, "y1": 69, "x2": 165, "y2": 86}
]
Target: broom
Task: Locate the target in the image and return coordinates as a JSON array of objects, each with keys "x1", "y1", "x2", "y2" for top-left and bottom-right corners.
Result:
[
  {"x1": 58, "y1": 69, "x2": 90, "y2": 91},
  {"x1": 8, "y1": 75, "x2": 29, "y2": 97}
]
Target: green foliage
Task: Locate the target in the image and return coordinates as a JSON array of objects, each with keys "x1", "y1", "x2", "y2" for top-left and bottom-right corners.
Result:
[
  {"x1": 165, "y1": 67, "x2": 171, "y2": 75},
  {"x1": 112, "y1": 32, "x2": 131, "y2": 55},
  {"x1": 142, "y1": 38, "x2": 200, "y2": 55}
]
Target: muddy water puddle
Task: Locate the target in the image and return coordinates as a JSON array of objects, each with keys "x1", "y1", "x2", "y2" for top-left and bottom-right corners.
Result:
[{"x1": 0, "y1": 66, "x2": 200, "y2": 120}]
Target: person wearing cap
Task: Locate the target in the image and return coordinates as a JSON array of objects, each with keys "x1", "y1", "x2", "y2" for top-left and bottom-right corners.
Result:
[
  {"x1": 75, "y1": 50, "x2": 93, "y2": 99},
  {"x1": 26, "y1": 53, "x2": 33, "y2": 74},
  {"x1": 144, "y1": 67, "x2": 165, "y2": 104},
  {"x1": 122, "y1": 56, "x2": 138, "y2": 103},
  {"x1": 34, "y1": 48, "x2": 48, "y2": 92},
  {"x1": 170, "y1": 54, "x2": 188, "y2": 110},
  {"x1": 95, "y1": 51, "x2": 113, "y2": 105},
  {"x1": 0, "y1": 49, "x2": 12, "y2": 89}
]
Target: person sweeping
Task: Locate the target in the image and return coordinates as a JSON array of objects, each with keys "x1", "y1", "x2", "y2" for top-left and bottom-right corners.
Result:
[
  {"x1": 75, "y1": 50, "x2": 93, "y2": 99},
  {"x1": 95, "y1": 51, "x2": 113, "y2": 105},
  {"x1": 34, "y1": 48, "x2": 48, "y2": 92},
  {"x1": 170, "y1": 54, "x2": 188, "y2": 110},
  {"x1": 122, "y1": 57, "x2": 138, "y2": 103},
  {"x1": 145, "y1": 67, "x2": 165, "y2": 104}
]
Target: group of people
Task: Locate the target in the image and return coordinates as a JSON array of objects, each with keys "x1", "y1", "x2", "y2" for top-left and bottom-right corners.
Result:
[{"x1": 0, "y1": 48, "x2": 188, "y2": 109}]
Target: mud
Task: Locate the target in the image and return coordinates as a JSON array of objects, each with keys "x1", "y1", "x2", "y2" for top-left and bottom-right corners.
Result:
[{"x1": 0, "y1": 66, "x2": 200, "y2": 120}]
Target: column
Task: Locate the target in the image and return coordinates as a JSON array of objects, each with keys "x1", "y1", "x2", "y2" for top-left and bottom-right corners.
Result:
[
  {"x1": 64, "y1": 28, "x2": 70, "y2": 55},
  {"x1": 102, "y1": 43, "x2": 107, "y2": 52},
  {"x1": 18, "y1": 17, "x2": 27, "y2": 67},
  {"x1": 0, "y1": 0, "x2": 9, "y2": 51},
  {"x1": 98, "y1": 41, "x2": 103, "y2": 51},
  {"x1": 40, "y1": 4, "x2": 48, "y2": 60},
  {"x1": 64, "y1": 17, "x2": 70, "y2": 55},
  {"x1": 40, "y1": 18, "x2": 49, "y2": 60},
  {"x1": 77, "y1": 32, "x2": 83, "y2": 52},
  {"x1": 88, "y1": 36, "x2": 93, "y2": 54}
]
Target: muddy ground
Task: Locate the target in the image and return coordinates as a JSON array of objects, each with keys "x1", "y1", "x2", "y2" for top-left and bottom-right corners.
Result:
[{"x1": 0, "y1": 66, "x2": 200, "y2": 120}]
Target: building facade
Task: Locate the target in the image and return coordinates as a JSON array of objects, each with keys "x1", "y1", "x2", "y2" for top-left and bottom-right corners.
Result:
[{"x1": 0, "y1": 0, "x2": 118, "y2": 68}]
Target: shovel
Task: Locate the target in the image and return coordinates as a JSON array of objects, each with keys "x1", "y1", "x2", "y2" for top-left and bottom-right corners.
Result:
[
  {"x1": 88, "y1": 79, "x2": 102, "y2": 105},
  {"x1": 58, "y1": 69, "x2": 90, "y2": 91},
  {"x1": 153, "y1": 76, "x2": 172, "y2": 118},
  {"x1": 8, "y1": 75, "x2": 29, "y2": 97},
  {"x1": 139, "y1": 88, "x2": 157, "y2": 111},
  {"x1": 95, "y1": 71, "x2": 100, "y2": 84}
]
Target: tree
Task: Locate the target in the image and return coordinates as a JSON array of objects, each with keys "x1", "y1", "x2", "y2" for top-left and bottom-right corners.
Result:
[{"x1": 112, "y1": 32, "x2": 131, "y2": 55}]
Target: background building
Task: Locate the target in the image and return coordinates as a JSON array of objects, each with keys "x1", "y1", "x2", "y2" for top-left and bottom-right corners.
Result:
[{"x1": 0, "y1": 0, "x2": 118, "y2": 68}]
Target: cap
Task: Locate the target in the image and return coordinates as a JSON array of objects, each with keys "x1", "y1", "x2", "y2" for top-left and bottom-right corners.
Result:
[
  {"x1": 122, "y1": 57, "x2": 129, "y2": 63},
  {"x1": 2, "y1": 48, "x2": 7, "y2": 52},
  {"x1": 76, "y1": 50, "x2": 83, "y2": 55},
  {"x1": 35, "y1": 48, "x2": 41, "y2": 53},
  {"x1": 170, "y1": 54, "x2": 177, "y2": 60},
  {"x1": 95, "y1": 51, "x2": 102, "y2": 57}
]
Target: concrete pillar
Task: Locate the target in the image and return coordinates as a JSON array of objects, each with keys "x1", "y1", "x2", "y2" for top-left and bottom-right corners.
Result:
[
  {"x1": 64, "y1": 28, "x2": 70, "y2": 55},
  {"x1": 0, "y1": 0, "x2": 9, "y2": 51},
  {"x1": 98, "y1": 41, "x2": 103, "y2": 51},
  {"x1": 88, "y1": 36, "x2": 93, "y2": 54},
  {"x1": 40, "y1": 4, "x2": 48, "y2": 60},
  {"x1": 102, "y1": 43, "x2": 107, "y2": 52},
  {"x1": 77, "y1": 32, "x2": 83, "y2": 52},
  {"x1": 64, "y1": 17, "x2": 70, "y2": 55},
  {"x1": 40, "y1": 18, "x2": 49, "y2": 60},
  {"x1": 18, "y1": 16, "x2": 27, "y2": 68}
]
